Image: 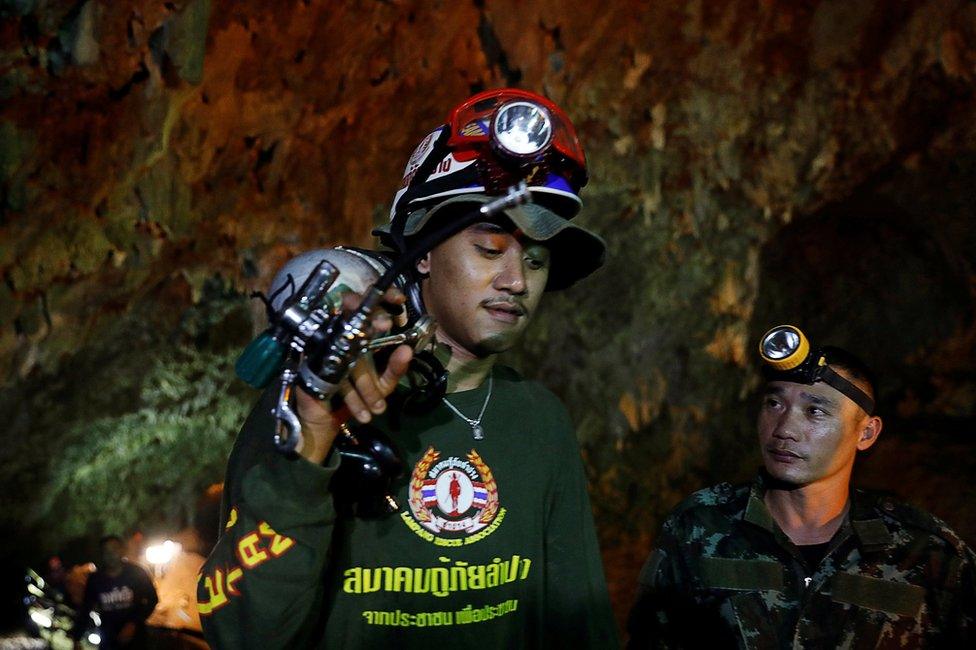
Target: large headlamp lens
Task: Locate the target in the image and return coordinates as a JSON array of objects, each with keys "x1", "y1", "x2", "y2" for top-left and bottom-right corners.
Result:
[
  {"x1": 759, "y1": 325, "x2": 810, "y2": 371},
  {"x1": 492, "y1": 101, "x2": 553, "y2": 158},
  {"x1": 762, "y1": 329, "x2": 799, "y2": 360}
]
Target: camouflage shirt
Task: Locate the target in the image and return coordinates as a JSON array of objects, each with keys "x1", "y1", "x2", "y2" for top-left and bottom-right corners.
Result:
[{"x1": 627, "y1": 475, "x2": 976, "y2": 649}]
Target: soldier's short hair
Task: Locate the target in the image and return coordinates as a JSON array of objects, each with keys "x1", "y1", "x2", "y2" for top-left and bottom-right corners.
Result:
[{"x1": 821, "y1": 345, "x2": 877, "y2": 400}]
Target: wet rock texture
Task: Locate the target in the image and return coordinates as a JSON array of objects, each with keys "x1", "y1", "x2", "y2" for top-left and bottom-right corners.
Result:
[{"x1": 2, "y1": 0, "x2": 975, "y2": 626}]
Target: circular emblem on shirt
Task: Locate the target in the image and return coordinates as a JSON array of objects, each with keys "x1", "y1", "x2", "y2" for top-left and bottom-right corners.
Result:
[{"x1": 402, "y1": 446, "x2": 506, "y2": 546}]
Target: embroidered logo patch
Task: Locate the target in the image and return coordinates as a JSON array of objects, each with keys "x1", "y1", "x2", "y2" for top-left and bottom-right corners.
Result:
[{"x1": 402, "y1": 446, "x2": 505, "y2": 546}]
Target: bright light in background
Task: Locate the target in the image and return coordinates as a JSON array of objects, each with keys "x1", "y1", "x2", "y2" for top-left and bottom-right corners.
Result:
[
  {"x1": 88, "y1": 632, "x2": 102, "y2": 645},
  {"x1": 145, "y1": 539, "x2": 182, "y2": 579},
  {"x1": 145, "y1": 539, "x2": 182, "y2": 566},
  {"x1": 29, "y1": 608, "x2": 53, "y2": 628}
]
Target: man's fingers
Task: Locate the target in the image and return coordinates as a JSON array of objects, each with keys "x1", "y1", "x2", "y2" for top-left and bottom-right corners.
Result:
[
  {"x1": 381, "y1": 287, "x2": 408, "y2": 327},
  {"x1": 378, "y1": 345, "x2": 414, "y2": 394},
  {"x1": 350, "y1": 357, "x2": 386, "y2": 415},
  {"x1": 321, "y1": 286, "x2": 413, "y2": 422},
  {"x1": 339, "y1": 347, "x2": 413, "y2": 422},
  {"x1": 339, "y1": 378, "x2": 373, "y2": 423}
]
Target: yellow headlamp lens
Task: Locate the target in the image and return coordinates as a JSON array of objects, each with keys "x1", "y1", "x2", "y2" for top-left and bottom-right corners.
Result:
[{"x1": 759, "y1": 325, "x2": 810, "y2": 371}]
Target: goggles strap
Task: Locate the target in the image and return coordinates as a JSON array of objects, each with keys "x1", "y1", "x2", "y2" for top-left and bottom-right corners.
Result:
[
  {"x1": 392, "y1": 127, "x2": 451, "y2": 249},
  {"x1": 820, "y1": 365, "x2": 875, "y2": 415},
  {"x1": 404, "y1": 165, "x2": 483, "y2": 205}
]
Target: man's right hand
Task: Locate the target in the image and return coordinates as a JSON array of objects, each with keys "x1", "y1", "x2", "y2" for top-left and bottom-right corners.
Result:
[{"x1": 294, "y1": 288, "x2": 414, "y2": 464}]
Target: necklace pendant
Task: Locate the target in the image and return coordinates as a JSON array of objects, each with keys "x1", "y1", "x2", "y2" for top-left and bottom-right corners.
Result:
[{"x1": 472, "y1": 424, "x2": 484, "y2": 440}]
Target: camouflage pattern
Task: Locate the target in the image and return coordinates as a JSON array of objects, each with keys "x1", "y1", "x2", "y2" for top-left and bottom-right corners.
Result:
[{"x1": 627, "y1": 475, "x2": 976, "y2": 648}]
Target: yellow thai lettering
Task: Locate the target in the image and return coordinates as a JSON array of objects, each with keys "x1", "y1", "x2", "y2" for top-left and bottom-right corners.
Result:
[
  {"x1": 258, "y1": 521, "x2": 295, "y2": 556},
  {"x1": 430, "y1": 567, "x2": 449, "y2": 597},
  {"x1": 412, "y1": 568, "x2": 430, "y2": 593},
  {"x1": 357, "y1": 601, "x2": 523, "y2": 627},
  {"x1": 467, "y1": 564, "x2": 486, "y2": 589},
  {"x1": 392, "y1": 566, "x2": 413, "y2": 591},
  {"x1": 225, "y1": 567, "x2": 243, "y2": 596},
  {"x1": 450, "y1": 563, "x2": 468, "y2": 591},
  {"x1": 343, "y1": 568, "x2": 361, "y2": 593},
  {"x1": 379, "y1": 567, "x2": 395, "y2": 592},
  {"x1": 486, "y1": 560, "x2": 500, "y2": 587},
  {"x1": 197, "y1": 569, "x2": 229, "y2": 615},
  {"x1": 362, "y1": 568, "x2": 383, "y2": 594},
  {"x1": 237, "y1": 532, "x2": 269, "y2": 568},
  {"x1": 342, "y1": 555, "x2": 532, "y2": 597}
]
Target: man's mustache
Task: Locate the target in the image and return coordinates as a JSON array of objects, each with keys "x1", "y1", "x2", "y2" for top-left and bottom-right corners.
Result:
[{"x1": 480, "y1": 298, "x2": 528, "y2": 316}]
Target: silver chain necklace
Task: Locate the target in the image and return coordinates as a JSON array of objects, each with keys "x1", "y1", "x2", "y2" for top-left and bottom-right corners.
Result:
[{"x1": 441, "y1": 374, "x2": 493, "y2": 440}]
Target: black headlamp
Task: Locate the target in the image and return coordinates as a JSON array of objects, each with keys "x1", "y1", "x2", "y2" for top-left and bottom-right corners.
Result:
[{"x1": 758, "y1": 325, "x2": 875, "y2": 415}]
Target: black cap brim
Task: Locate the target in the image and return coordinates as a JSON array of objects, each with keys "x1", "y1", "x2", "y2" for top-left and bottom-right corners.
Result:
[{"x1": 375, "y1": 194, "x2": 605, "y2": 290}]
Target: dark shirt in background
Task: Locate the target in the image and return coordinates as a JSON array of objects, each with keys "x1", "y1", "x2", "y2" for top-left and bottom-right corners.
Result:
[{"x1": 75, "y1": 561, "x2": 158, "y2": 649}]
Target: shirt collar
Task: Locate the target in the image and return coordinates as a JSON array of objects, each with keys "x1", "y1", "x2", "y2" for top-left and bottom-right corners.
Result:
[
  {"x1": 742, "y1": 473, "x2": 894, "y2": 552},
  {"x1": 849, "y1": 488, "x2": 895, "y2": 551}
]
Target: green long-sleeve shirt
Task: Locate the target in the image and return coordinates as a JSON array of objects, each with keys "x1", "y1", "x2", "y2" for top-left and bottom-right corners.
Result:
[{"x1": 198, "y1": 366, "x2": 618, "y2": 648}]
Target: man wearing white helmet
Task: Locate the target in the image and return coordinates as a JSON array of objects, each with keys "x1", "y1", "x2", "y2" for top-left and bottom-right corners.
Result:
[{"x1": 198, "y1": 89, "x2": 618, "y2": 648}]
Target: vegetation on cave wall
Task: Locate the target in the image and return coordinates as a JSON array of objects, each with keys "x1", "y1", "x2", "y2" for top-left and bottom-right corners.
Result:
[
  {"x1": 2, "y1": 0, "x2": 975, "y2": 620},
  {"x1": 0, "y1": 277, "x2": 252, "y2": 549},
  {"x1": 34, "y1": 345, "x2": 245, "y2": 542}
]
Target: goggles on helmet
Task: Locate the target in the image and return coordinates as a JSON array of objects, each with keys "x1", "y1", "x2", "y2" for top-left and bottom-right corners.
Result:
[
  {"x1": 387, "y1": 89, "x2": 588, "y2": 229},
  {"x1": 758, "y1": 325, "x2": 875, "y2": 415},
  {"x1": 445, "y1": 88, "x2": 588, "y2": 192}
]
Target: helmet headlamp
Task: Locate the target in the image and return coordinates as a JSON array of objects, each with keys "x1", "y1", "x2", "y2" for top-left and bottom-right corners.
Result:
[
  {"x1": 491, "y1": 100, "x2": 554, "y2": 159},
  {"x1": 759, "y1": 325, "x2": 875, "y2": 415},
  {"x1": 381, "y1": 89, "x2": 600, "y2": 281},
  {"x1": 384, "y1": 88, "x2": 588, "y2": 225},
  {"x1": 444, "y1": 89, "x2": 586, "y2": 177}
]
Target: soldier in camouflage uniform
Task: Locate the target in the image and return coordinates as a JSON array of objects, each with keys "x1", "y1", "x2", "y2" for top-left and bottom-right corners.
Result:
[{"x1": 627, "y1": 334, "x2": 976, "y2": 648}]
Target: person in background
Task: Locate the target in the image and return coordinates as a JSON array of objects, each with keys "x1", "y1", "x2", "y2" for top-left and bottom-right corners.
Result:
[
  {"x1": 74, "y1": 535, "x2": 158, "y2": 649},
  {"x1": 627, "y1": 325, "x2": 976, "y2": 648}
]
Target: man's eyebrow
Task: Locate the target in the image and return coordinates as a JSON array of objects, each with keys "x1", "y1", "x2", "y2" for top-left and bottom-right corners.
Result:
[
  {"x1": 471, "y1": 222, "x2": 506, "y2": 234},
  {"x1": 763, "y1": 385, "x2": 785, "y2": 396},
  {"x1": 799, "y1": 391, "x2": 837, "y2": 408}
]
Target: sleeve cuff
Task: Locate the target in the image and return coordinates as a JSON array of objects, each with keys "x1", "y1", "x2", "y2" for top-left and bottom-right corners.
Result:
[{"x1": 241, "y1": 450, "x2": 340, "y2": 528}]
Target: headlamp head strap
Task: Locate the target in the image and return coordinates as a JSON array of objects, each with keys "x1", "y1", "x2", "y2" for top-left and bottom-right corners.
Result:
[
  {"x1": 816, "y1": 363, "x2": 875, "y2": 416},
  {"x1": 759, "y1": 325, "x2": 876, "y2": 416}
]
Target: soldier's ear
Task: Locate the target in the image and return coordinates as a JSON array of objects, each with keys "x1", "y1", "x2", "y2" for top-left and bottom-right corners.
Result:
[
  {"x1": 856, "y1": 415, "x2": 883, "y2": 451},
  {"x1": 416, "y1": 253, "x2": 431, "y2": 277}
]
